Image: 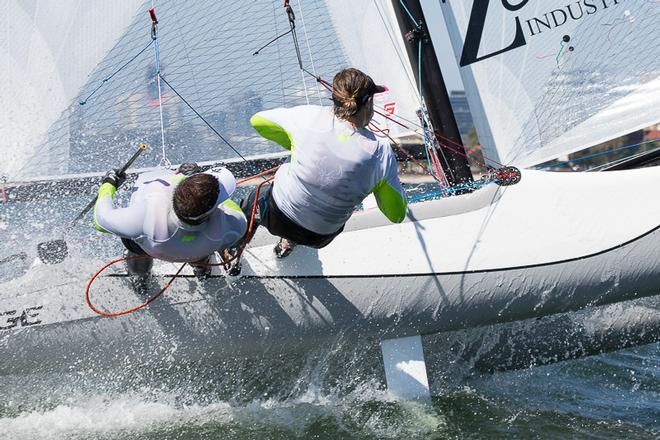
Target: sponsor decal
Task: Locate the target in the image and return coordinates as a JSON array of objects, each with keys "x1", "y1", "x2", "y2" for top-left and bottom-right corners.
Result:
[
  {"x1": 456, "y1": 0, "x2": 627, "y2": 66},
  {"x1": 383, "y1": 102, "x2": 396, "y2": 115},
  {"x1": 0, "y1": 306, "x2": 43, "y2": 330},
  {"x1": 143, "y1": 178, "x2": 171, "y2": 186}
]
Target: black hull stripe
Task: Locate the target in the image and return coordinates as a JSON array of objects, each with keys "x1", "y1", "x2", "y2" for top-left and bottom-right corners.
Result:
[{"x1": 106, "y1": 223, "x2": 660, "y2": 280}]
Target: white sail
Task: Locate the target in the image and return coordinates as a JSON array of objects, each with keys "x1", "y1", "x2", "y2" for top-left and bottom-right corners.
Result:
[
  {"x1": 3, "y1": 0, "x2": 425, "y2": 179},
  {"x1": 436, "y1": 0, "x2": 660, "y2": 168},
  {"x1": 0, "y1": 0, "x2": 144, "y2": 179}
]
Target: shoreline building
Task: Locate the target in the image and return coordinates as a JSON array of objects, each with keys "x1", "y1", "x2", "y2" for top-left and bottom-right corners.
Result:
[{"x1": 449, "y1": 90, "x2": 474, "y2": 143}]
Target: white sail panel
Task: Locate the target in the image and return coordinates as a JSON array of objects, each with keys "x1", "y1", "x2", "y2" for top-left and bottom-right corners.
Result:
[
  {"x1": 438, "y1": 0, "x2": 660, "y2": 168},
  {"x1": 0, "y1": 0, "x2": 144, "y2": 179},
  {"x1": 325, "y1": 0, "x2": 421, "y2": 136},
  {"x1": 8, "y1": 0, "x2": 360, "y2": 178}
]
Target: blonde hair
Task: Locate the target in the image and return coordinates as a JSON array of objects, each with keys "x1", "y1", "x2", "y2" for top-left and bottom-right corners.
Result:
[{"x1": 332, "y1": 68, "x2": 374, "y2": 120}]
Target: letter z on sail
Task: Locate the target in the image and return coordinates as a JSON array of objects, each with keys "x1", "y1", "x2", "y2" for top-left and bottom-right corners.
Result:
[{"x1": 460, "y1": 0, "x2": 530, "y2": 67}]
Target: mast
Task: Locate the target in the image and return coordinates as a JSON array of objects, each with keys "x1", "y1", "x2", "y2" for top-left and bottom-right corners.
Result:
[{"x1": 391, "y1": 0, "x2": 473, "y2": 185}]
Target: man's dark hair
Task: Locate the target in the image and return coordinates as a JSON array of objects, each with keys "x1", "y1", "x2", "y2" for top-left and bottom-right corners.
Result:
[{"x1": 173, "y1": 173, "x2": 219, "y2": 221}]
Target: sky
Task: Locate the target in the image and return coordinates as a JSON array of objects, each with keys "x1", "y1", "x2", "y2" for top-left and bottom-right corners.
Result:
[{"x1": 421, "y1": 0, "x2": 465, "y2": 91}]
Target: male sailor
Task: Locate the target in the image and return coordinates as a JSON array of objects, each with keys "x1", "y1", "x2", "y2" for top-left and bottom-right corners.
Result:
[
  {"x1": 236, "y1": 67, "x2": 407, "y2": 262},
  {"x1": 93, "y1": 163, "x2": 246, "y2": 284}
]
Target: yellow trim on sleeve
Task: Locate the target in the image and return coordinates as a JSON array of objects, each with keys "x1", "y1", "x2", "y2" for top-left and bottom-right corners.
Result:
[
  {"x1": 221, "y1": 198, "x2": 244, "y2": 216},
  {"x1": 170, "y1": 174, "x2": 187, "y2": 185},
  {"x1": 93, "y1": 183, "x2": 117, "y2": 232},
  {"x1": 97, "y1": 182, "x2": 117, "y2": 199},
  {"x1": 369, "y1": 179, "x2": 408, "y2": 223},
  {"x1": 250, "y1": 114, "x2": 294, "y2": 152}
]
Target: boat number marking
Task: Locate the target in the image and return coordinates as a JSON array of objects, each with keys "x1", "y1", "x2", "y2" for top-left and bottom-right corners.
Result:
[{"x1": 0, "y1": 306, "x2": 43, "y2": 330}]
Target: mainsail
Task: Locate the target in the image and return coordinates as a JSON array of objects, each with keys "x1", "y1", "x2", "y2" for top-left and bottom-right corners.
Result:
[
  {"x1": 0, "y1": 0, "x2": 144, "y2": 179},
  {"x1": 8, "y1": 0, "x2": 422, "y2": 181},
  {"x1": 437, "y1": 0, "x2": 660, "y2": 168}
]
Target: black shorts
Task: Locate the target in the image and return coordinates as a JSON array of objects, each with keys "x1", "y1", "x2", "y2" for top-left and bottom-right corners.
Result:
[
  {"x1": 243, "y1": 184, "x2": 343, "y2": 249},
  {"x1": 121, "y1": 237, "x2": 148, "y2": 255}
]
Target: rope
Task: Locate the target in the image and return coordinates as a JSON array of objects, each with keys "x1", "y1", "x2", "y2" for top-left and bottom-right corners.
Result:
[
  {"x1": 253, "y1": 29, "x2": 294, "y2": 56},
  {"x1": 294, "y1": 0, "x2": 324, "y2": 105},
  {"x1": 78, "y1": 40, "x2": 154, "y2": 106},
  {"x1": 150, "y1": 7, "x2": 171, "y2": 168},
  {"x1": 369, "y1": 120, "x2": 438, "y2": 177},
  {"x1": 85, "y1": 255, "x2": 186, "y2": 317},
  {"x1": 398, "y1": 0, "x2": 420, "y2": 28},
  {"x1": 373, "y1": 107, "x2": 504, "y2": 169},
  {"x1": 407, "y1": 176, "x2": 502, "y2": 202},
  {"x1": 237, "y1": 165, "x2": 280, "y2": 184}
]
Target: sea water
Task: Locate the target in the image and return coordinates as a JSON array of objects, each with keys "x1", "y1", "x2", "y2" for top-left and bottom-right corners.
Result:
[{"x1": 0, "y1": 340, "x2": 657, "y2": 439}]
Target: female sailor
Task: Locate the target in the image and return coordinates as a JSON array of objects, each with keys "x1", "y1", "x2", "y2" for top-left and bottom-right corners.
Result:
[{"x1": 238, "y1": 68, "x2": 407, "y2": 262}]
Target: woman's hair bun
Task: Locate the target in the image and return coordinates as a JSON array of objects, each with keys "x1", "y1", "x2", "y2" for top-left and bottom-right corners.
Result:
[{"x1": 332, "y1": 68, "x2": 373, "y2": 119}]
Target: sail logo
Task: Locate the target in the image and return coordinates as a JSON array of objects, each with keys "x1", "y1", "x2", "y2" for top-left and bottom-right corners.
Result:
[
  {"x1": 459, "y1": 0, "x2": 625, "y2": 66},
  {"x1": 383, "y1": 102, "x2": 396, "y2": 115},
  {"x1": 0, "y1": 306, "x2": 42, "y2": 331}
]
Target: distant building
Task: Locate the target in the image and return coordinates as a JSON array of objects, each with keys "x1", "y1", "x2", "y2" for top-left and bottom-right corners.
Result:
[
  {"x1": 449, "y1": 90, "x2": 474, "y2": 142},
  {"x1": 644, "y1": 124, "x2": 660, "y2": 141}
]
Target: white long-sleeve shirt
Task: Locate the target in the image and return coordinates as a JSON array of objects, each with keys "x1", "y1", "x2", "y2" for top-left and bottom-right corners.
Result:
[
  {"x1": 93, "y1": 168, "x2": 246, "y2": 262},
  {"x1": 251, "y1": 105, "x2": 407, "y2": 235}
]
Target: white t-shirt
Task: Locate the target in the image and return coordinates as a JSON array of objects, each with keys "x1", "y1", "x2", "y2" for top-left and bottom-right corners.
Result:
[{"x1": 252, "y1": 105, "x2": 407, "y2": 235}]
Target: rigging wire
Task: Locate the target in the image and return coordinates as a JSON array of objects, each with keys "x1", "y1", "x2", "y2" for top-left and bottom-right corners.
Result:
[
  {"x1": 158, "y1": 75, "x2": 251, "y2": 164},
  {"x1": 78, "y1": 40, "x2": 154, "y2": 106},
  {"x1": 150, "y1": 6, "x2": 171, "y2": 168},
  {"x1": 294, "y1": 0, "x2": 325, "y2": 105},
  {"x1": 539, "y1": 137, "x2": 660, "y2": 170},
  {"x1": 287, "y1": 1, "x2": 310, "y2": 104}
]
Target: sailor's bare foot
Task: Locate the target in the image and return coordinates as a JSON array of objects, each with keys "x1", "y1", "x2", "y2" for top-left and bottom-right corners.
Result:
[
  {"x1": 221, "y1": 249, "x2": 242, "y2": 276},
  {"x1": 274, "y1": 238, "x2": 296, "y2": 258}
]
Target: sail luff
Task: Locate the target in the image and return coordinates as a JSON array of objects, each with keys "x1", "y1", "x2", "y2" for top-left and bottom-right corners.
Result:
[{"x1": 437, "y1": 2, "x2": 500, "y2": 166}]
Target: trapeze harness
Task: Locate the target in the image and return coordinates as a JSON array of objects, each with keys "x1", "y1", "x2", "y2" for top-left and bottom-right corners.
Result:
[
  {"x1": 247, "y1": 104, "x2": 408, "y2": 248},
  {"x1": 93, "y1": 168, "x2": 247, "y2": 263}
]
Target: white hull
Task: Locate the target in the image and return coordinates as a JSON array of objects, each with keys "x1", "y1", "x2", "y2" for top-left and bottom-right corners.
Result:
[{"x1": 1, "y1": 168, "x2": 659, "y2": 374}]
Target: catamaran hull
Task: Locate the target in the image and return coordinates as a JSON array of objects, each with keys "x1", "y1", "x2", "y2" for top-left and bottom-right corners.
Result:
[
  {"x1": 1, "y1": 277, "x2": 659, "y2": 376},
  {"x1": 0, "y1": 168, "x2": 658, "y2": 375}
]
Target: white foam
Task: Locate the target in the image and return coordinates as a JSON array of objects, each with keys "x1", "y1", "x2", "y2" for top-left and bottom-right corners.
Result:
[
  {"x1": 0, "y1": 384, "x2": 446, "y2": 440},
  {"x1": 0, "y1": 395, "x2": 232, "y2": 440}
]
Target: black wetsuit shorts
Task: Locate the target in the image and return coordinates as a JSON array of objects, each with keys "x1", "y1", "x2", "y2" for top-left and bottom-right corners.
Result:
[{"x1": 243, "y1": 184, "x2": 343, "y2": 249}]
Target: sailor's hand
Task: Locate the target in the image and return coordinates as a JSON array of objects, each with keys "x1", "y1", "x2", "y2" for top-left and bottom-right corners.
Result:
[
  {"x1": 176, "y1": 162, "x2": 202, "y2": 176},
  {"x1": 102, "y1": 168, "x2": 127, "y2": 188}
]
